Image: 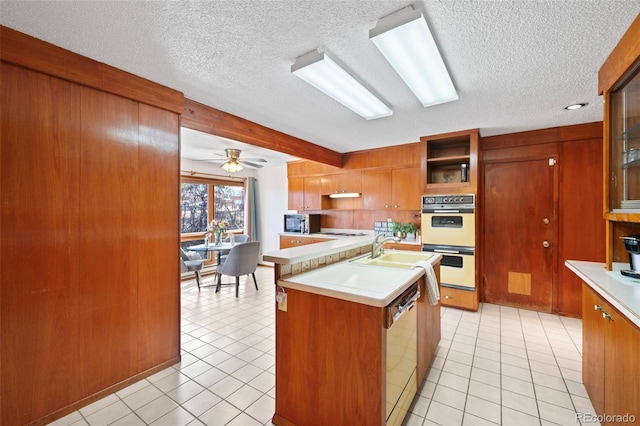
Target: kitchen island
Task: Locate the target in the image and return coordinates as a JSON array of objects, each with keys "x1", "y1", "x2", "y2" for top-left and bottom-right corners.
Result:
[{"x1": 263, "y1": 237, "x2": 441, "y2": 426}]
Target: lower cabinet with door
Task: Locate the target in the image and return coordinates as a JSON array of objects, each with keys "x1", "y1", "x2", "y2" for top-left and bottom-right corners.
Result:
[
  {"x1": 279, "y1": 235, "x2": 331, "y2": 249},
  {"x1": 582, "y1": 283, "x2": 639, "y2": 424}
]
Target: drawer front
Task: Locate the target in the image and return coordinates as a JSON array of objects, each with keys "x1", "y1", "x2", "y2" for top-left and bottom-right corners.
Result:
[{"x1": 440, "y1": 286, "x2": 478, "y2": 311}]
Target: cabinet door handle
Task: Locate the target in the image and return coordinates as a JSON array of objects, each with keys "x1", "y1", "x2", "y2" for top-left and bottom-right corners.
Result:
[
  {"x1": 594, "y1": 304, "x2": 602, "y2": 312},
  {"x1": 444, "y1": 295, "x2": 452, "y2": 299},
  {"x1": 602, "y1": 311, "x2": 614, "y2": 321}
]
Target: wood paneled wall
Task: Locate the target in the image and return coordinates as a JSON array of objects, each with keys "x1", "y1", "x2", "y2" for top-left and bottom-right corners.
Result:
[
  {"x1": 1, "y1": 27, "x2": 182, "y2": 425},
  {"x1": 481, "y1": 122, "x2": 605, "y2": 316}
]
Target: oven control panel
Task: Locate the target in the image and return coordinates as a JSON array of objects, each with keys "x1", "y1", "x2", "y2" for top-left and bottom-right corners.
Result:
[{"x1": 422, "y1": 194, "x2": 475, "y2": 212}]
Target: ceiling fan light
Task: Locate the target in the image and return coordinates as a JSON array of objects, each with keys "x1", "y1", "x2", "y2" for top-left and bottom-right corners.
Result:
[
  {"x1": 221, "y1": 160, "x2": 243, "y2": 172},
  {"x1": 370, "y1": 6, "x2": 458, "y2": 107}
]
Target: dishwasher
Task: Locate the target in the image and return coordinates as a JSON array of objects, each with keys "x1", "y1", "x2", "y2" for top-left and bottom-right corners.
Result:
[{"x1": 385, "y1": 282, "x2": 420, "y2": 426}]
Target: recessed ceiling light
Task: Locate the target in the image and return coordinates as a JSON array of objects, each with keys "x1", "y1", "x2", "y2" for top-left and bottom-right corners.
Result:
[{"x1": 565, "y1": 103, "x2": 588, "y2": 110}]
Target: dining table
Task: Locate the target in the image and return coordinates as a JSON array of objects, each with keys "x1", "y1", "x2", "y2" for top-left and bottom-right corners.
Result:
[{"x1": 187, "y1": 242, "x2": 235, "y2": 291}]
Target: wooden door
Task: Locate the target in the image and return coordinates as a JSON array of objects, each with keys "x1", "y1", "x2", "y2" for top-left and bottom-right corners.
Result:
[
  {"x1": 288, "y1": 176, "x2": 304, "y2": 211},
  {"x1": 604, "y1": 303, "x2": 640, "y2": 424},
  {"x1": 482, "y1": 157, "x2": 557, "y2": 311},
  {"x1": 303, "y1": 176, "x2": 321, "y2": 210},
  {"x1": 582, "y1": 285, "x2": 605, "y2": 415},
  {"x1": 320, "y1": 174, "x2": 340, "y2": 195},
  {"x1": 392, "y1": 167, "x2": 421, "y2": 210},
  {"x1": 363, "y1": 170, "x2": 392, "y2": 210}
]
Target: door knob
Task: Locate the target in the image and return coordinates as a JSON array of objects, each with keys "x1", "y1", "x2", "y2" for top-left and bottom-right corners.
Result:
[
  {"x1": 543, "y1": 218, "x2": 550, "y2": 225},
  {"x1": 543, "y1": 241, "x2": 550, "y2": 248}
]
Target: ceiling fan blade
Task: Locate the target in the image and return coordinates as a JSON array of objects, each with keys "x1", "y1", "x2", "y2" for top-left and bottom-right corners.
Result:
[
  {"x1": 242, "y1": 161, "x2": 265, "y2": 168},
  {"x1": 194, "y1": 158, "x2": 225, "y2": 162},
  {"x1": 241, "y1": 158, "x2": 268, "y2": 162}
]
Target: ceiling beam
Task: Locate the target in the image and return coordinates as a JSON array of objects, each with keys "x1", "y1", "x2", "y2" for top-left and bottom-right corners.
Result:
[{"x1": 182, "y1": 98, "x2": 343, "y2": 167}]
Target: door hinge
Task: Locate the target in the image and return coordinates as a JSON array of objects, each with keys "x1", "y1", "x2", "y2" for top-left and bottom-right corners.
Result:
[{"x1": 549, "y1": 158, "x2": 556, "y2": 166}]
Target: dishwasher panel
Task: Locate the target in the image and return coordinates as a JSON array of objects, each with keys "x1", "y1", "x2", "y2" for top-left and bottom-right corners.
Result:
[{"x1": 385, "y1": 283, "x2": 418, "y2": 426}]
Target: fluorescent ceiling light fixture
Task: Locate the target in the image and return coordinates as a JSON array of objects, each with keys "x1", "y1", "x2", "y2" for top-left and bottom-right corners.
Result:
[
  {"x1": 565, "y1": 103, "x2": 588, "y2": 110},
  {"x1": 370, "y1": 6, "x2": 458, "y2": 107},
  {"x1": 328, "y1": 192, "x2": 361, "y2": 199},
  {"x1": 291, "y1": 50, "x2": 392, "y2": 120},
  {"x1": 221, "y1": 159, "x2": 243, "y2": 172}
]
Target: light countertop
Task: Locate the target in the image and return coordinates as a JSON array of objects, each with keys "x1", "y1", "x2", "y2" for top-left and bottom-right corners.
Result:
[
  {"x1": 279, "y1": 253, "x2": 441, "y2": 307},
  {"x1": 565, "y1": 260, "x2": 640, "y2": 328},
  {"x1": 264, "y1": 235, "x2": 373, "y2": 265}
]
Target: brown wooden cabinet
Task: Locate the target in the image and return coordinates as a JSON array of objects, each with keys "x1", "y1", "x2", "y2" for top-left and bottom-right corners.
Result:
[
  {"x1": 279, "y1": 235, "x2": 331, "y2": 249},
  {"x1": 321, "y1": 171, "x2": 362, "y2": 195},
  {"x1": 288, "y1": 176, "x2": 322, "y2": 211},
  {"x1": 601, "y1": 15, "x2": 640, "y2": 268},
  {"x1": 422, "y1": 129, "x2": 479, "y2": 194},
  {"x1": 363, "y1": 167, "x2": 421, "y2": 211},
  {"x1": 383, "y1": 242, "x2": 421, "y2": 252},
  {"x1": 363, "y1": 169, "x2": 392, "y2": 210},
  {"x1": 392, "y1": 167, "x2": 421, "y2": 210},
  {"x1": 582, "y1": 284, "x2": 640, "y2": 424},
  {"x1": 417, "y1": 267, "x2": 441, "y2": 384},
  {"x1": 440, "y1": 286, "x2": 478, "y2": 311}
]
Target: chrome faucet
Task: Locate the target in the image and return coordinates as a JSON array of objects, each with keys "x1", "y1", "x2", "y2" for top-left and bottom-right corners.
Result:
[{"x1": 371, "y1": 234, "x2": 400, "y2": 259}]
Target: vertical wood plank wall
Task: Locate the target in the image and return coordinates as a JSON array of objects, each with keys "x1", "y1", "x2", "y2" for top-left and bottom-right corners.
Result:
[{"x1": 1, "y1": 28, "x2": 182, "y2": 425}]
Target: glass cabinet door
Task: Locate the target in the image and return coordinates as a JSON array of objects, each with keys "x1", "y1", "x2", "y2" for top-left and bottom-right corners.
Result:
[{"x1": 610, "y1": 66, "x2": 640, "y2": 212}]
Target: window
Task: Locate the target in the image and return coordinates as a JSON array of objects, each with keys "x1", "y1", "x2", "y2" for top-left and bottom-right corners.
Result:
[
  {"x1": 180, "y1": 177, "x2": 245, "y2": 263},
  {"x1": 180, "y1": 178, "x2": 245, "y2": 234}
]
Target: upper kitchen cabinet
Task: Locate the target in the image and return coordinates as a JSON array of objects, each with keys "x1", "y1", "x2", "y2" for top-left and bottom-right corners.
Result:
[
  {"x1": 362, "y1": 167, "x2": 421, "y2": 211},
  {"x1": 288, "y1": 176, "x2": 322, "y2": 211},
  {"x1": 600, "y1": 14, "x2": 640, "y2": 269},
  {"x1": 422, "y1": 129, "x2": 479, "y2": 194},
  {"x1": 607, "y1": 63, "x2": 640, "y2": 214},
  {"x1": 321, "y1": 171, "x2": 362, "y2": 195}
]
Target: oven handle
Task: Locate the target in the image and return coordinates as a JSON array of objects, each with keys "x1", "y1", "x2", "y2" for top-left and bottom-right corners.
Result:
[
  {"x1": 433, "y1": 248, "x2": 460, "y2": 254},
  {"x1": 392, "y1": 289, "x2": 420, "y2": 323}
]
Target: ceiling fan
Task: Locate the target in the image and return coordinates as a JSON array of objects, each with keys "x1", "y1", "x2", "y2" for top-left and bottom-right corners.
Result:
[{"x1": 198, "y1": 149, "x2": 267, "y2": 172}]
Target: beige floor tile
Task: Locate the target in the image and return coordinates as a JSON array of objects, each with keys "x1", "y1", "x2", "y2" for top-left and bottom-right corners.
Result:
[
  {"x1": 502, "y1": 389, "x2": 539, "y2": 417},
  {"x1": 465, "y1": 395, "x2": 501, "y2": 424},
  {"x1": 502, "y1": 406, "x2": 541, "y2": 426},
  {"x1": 426, "y1": 400, "x2": 464, "y2": 426},
  {"x1": 198, "y1": 400, "x2": 241, "y2": 426},
  {"x1": 432, "y1": 384, "x2": 467, "y2": 410},
  {"x1": 150, "y1": 407, "x2": 196, "y2": 426},
  {"x1": 85, "y1": 400, "x2": 133, "y2": 426}
]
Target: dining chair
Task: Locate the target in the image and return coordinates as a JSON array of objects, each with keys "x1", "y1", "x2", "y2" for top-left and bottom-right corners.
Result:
[
  {"x1": 216, "y1": 241, "x2": 260, "y2": 297},
  {"x1": 180, "y1": 248, "x2": 204, "y2": 291},
  {"x1": 233, "y1": 234, "x2": 250, "y2": 243},
  {"x1": 218, "y1": 234, "x2": 250, "y2": 267}
]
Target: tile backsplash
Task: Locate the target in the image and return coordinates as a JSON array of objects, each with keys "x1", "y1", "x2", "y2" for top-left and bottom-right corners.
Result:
[{"x1": 276, "y1": 243, "x2": 371, "y2": 280}]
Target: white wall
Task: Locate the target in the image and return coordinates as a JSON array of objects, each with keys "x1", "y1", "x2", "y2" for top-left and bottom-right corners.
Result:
[{"x1": 255, "y1": 164, "x2": 288, "y2": 264}]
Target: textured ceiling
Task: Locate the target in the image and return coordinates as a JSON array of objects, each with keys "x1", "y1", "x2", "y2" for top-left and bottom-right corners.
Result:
[{"x1": 2, "y1": 1, "x2": 639, "y2": 163}]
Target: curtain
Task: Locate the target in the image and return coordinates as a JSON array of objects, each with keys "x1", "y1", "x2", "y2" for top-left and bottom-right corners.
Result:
[{"x1": 244, "y1": 177, "x2": 258, "y2": 242}]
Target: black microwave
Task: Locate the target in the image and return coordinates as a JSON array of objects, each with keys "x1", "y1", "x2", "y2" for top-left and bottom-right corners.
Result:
[{"x1": 284, "y1": 214, "x2": 321, "y2": 234}]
